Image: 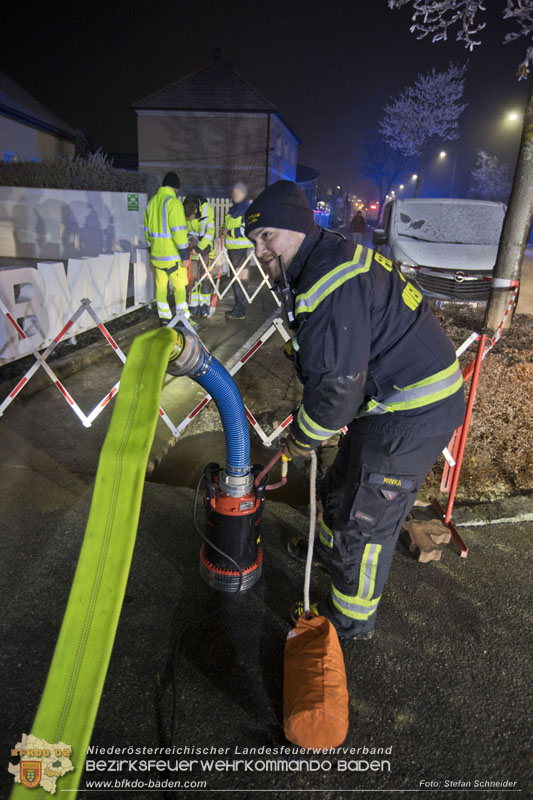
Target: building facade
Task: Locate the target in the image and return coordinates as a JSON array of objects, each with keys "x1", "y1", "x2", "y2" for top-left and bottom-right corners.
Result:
[
  {"x1": 0, "y1": 71, "x2": 75, "y2": 163},
  {"x1": 133, "y1": 56, "x2": 300, "y2": 198}
]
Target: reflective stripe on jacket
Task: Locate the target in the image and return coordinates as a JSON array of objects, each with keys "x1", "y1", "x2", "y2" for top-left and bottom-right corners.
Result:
[
  {"x1": 287, "y1": 226, "x2": 465, "y2": 449},
  {"x1": 144, "y1": 187, "x2": 189, "y2": 265},
  {"x1": 187, "y1": 201, "x2": 215, "y2": 258},
  {"x1": 224, "y1": 199, "x2": 252, "y2": 249}
]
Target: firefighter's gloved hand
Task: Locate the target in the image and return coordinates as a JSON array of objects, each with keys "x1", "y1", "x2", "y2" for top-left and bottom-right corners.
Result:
[{"x1": 282, "y1": 433, "x2": 314, "y2": 460}]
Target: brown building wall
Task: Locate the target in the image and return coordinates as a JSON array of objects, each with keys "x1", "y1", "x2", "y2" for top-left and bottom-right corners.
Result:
[{"x1": 137, "y1": 111, "x2": 270, "y2": 198}]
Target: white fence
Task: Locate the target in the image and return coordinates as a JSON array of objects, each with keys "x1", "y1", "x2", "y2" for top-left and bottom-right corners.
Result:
[{"x1": 0, "y1": 186, "x2": 147, "y2": 261}]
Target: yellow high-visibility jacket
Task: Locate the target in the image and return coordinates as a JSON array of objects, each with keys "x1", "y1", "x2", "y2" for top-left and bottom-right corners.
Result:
[
  {"x1": 224, "y1": 199, "x2": 252, "y2": 250},
  {"x1": 144, "y1": 187, "x2": 189, "y2": 266},
  {"x1": 187, "y1": 200, "x2": 215, "y2": 259}
]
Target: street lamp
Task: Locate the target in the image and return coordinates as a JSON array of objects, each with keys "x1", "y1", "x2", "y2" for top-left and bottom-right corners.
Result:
[
  {"x1": 399, "y1": 184, "x2": 404, "y2": 190},
  {"x1": 411, "y1": 174, "x2": 417, "y2": 180},
  {"x1": 508, "y1": 111, "x2": 519, "y2": 121},
  {"x1": 439, "y1": 150, "x2": 447, "y2": 159}
]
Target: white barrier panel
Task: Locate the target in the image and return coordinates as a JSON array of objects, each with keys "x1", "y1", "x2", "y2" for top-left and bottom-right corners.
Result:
[
  {"x1": 0, "y1": 250, "x2": 153, "y2": 364},
  {"x1": 0, "y1": 186, "x2": 147, "y2": 261},
  {"x1": 189, "y1": 242, "x2": 281, "y2": 312}
]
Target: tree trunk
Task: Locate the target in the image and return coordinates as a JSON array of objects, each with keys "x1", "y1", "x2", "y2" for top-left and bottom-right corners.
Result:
[
  {"x1": 483, "y1": 78, "x2": 533, "y2": 334},
  {"x1": 414, "y1": 140, "x2": 426, "y2": 198}
]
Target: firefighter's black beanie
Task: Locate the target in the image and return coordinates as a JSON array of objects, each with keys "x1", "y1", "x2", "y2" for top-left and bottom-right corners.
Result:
[
  {"x1": 162, "y1": 171, "x2": 180, "y2": 189},
  {"x1": 245, "y1": 180, "x2": 314, "y2": 237}
]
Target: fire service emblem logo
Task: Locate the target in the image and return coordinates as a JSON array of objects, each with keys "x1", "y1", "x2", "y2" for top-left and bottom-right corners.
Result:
[
  {"x1": 20, "y1": 760, "x2": 42, "y2": 788},
  {"x1": 9, "y1": 734, "x2": 74, "y2": 794}
]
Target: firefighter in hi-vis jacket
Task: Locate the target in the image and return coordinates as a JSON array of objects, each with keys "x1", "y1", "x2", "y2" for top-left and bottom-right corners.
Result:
[
  {"x1": 245, "y1": 180, "x2": 465, "y2": 643},
  {"x1": 144, "y1": 172, "x2": 195, "y2": 325}
]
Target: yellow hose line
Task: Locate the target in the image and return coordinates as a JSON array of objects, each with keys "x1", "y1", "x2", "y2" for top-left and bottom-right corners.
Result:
[{"x1": 11, "y1": 327, "x2": 177, "y2": 799}]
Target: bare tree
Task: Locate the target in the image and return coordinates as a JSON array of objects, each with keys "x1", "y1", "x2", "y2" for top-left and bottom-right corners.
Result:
[
  {"x1": 388, "y1": 0, "x2": 533, "y2": 332},
  {"x1": 470, "y1": 150, "x2": 512, "y2": 202},
  {"x1": 379, "y1": 62, "x2": 467, "y2": 197},
  {"x1": 359, "y1": 132, "x2": 409, "y2": 220}
]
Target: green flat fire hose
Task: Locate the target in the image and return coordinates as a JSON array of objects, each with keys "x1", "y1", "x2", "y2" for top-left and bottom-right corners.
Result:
[{"x1": 11, "y1": 327, "x2": 178, "y2": 799}]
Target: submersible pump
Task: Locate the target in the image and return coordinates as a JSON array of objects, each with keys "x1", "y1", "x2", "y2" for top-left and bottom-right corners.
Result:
[{"x1": 167, "y1": 326, "x2": 266, "y2": 592}]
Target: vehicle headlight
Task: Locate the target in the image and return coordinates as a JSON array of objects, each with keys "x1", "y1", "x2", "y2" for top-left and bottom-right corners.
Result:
[{"x1": 396, "y1": 262, "x2": 419, "y2": 279}]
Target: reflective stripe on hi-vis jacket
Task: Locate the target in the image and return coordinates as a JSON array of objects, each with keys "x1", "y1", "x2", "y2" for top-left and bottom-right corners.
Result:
[
  {"x1": 225, "y1": 200, "x2": 252, "y2": 249},
  {"x1": 330, "y1": 543, "x2": 382, "y2": 620},
  {"x1": 295, "y1": 245, "x2": 373, "y2": 316},
  {"x1": 319, "y1": 520, "x2": 334, "y2": 549},
  {"x1": 144, "y1": 187, "x2": 189, "y2": 265},
  {"x1": 187, "y1": 201, "x2": 215, "y2": 256},
  {"x1": 297, "y1": 405, "x2": 341, "y2": 441},
  {"x1": 361, "y1": 359, "x2": 463, "y2": 415}
]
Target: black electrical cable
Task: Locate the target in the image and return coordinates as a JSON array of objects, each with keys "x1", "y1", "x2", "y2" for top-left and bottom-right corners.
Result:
[{"x1": 169, "y1": 469, "x2": 244, "y2": 746}]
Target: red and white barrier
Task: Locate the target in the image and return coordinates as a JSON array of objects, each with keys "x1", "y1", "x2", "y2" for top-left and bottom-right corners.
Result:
[
  {"x1": 433, "y1": 286, "x2": 520, "y2": 556},
  {"x1": 0, "y1": 297, "x2": 180, "y2": 436},
  {"x1": 440, "y1": 284, "x2": 519, "y2": 492}
]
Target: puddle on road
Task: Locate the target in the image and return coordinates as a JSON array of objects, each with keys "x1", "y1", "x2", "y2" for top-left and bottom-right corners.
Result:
[{"x1": 148, "y1": 430, "x2": 311, "y2": 506}]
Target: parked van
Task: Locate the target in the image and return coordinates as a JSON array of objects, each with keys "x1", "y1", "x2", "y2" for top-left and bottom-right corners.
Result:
[{"x1": 372, "y1": 198, "x2": 506, "y2": 302}]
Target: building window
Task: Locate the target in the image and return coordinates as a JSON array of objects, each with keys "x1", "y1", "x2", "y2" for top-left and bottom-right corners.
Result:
[{"x1": 3, "y1": 151, "x2": 17, "y2": 163}]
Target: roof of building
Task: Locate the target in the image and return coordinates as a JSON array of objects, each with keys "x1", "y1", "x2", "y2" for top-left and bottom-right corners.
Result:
[
  {"x1": 133, "y1": 58, "x2": 277, "y2": 113},
  {"x1": 296, "y1": 164, "x2": 320, "y2": 184},
  {"x1": 0, "y1": 70, "x2": 75, "y2": 140}
]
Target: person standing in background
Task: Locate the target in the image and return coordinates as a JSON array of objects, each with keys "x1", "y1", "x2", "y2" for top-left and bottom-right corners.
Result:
[
  {"x1": 144, "y1": 172, "x2": 196, "y2": 326},
  {"x1": 184, "y1": 194, "x2": 215, "y2": 318},
  {"x1": 350, "y1": 210, "x2": 367, "y2": 246},
  {"x1": 221, "y1": 182, "x2": 252, "y2": 321}
]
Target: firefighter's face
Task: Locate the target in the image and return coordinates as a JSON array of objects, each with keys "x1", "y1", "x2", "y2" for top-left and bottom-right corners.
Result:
[
  {"x1": 232, "y1": 187, "x2": 247, "y2": 204},
  {"x1": 249, "y1": 227, "x2": 306, "y2": 280}
]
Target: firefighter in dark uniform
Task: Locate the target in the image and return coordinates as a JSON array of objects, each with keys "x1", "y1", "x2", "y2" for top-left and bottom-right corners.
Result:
[{"x1": 245, "y1": 181, "x2": 464, "y2": 643}]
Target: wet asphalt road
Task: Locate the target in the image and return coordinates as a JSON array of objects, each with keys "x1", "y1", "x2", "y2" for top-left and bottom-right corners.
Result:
[{"x1": 1, "y1": 468, "x2": 531, "y2": 799}]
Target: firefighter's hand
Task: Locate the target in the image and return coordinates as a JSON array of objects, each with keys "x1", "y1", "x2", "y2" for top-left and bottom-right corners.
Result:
[
  {"x1": 219, "y1": 226, "x2": 226, "y2": 236},
  {"x1": 282, "y1": 433, "x2": 313, "y2": 460}
]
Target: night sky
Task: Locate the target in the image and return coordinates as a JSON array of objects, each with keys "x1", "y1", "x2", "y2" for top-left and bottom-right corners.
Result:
[{"x1": 1, "y1": 0, "x2": 529, "y2": 196}]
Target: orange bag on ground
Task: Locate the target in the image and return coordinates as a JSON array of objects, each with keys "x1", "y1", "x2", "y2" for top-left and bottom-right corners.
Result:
[
  {"x1": 282, "y1": 451, "x2": 350, "y2": 748},
  {"x1": 283, "y1": 612, "x2": 349, "y2": 748}
]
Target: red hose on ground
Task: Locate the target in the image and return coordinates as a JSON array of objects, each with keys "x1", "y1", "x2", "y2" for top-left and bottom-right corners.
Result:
[{"x1": 254, "y1": 449, "x2": 288, "y2": 491}]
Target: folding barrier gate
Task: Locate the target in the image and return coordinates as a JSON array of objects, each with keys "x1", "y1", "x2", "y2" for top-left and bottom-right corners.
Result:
[
  {"x1": 0, "y1": 297, "x2": 293, "y2": 447},
  {"x1": 431, "y1": 284, "x2": 520, "y2": 557},
  {"x1": 188, "y1": 238, "x2": 281, "y2": 311}
]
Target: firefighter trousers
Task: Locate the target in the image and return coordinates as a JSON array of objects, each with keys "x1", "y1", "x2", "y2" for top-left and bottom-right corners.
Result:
[
  {"x1": 153, "y1": 263, "x2": 189, "y2": 321},
  {"x1": 189, "y1": 256, "x2": 212, "y2": 314},
  {"x1": 315, "y1": 418, "x2": 454, "y2": 639}
]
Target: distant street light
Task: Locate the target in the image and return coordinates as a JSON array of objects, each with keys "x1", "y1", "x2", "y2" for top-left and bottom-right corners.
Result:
[
  {"x1": 399, "y1": 184, "x2": 404, "y2": 189},
  {"x1": 439, "y1": 150, "x2": 447, "y2": 159},
  {"x1": 508, "y1": 111, "x2": 519, "y2": 121},
  {"x1": 411, "y1": 173, "x2": 417, "y2": 180}
]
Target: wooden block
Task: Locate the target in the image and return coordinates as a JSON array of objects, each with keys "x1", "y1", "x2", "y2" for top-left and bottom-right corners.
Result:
[{"x1": 404, "y1": 519, "x2": 450, "y2": 563}]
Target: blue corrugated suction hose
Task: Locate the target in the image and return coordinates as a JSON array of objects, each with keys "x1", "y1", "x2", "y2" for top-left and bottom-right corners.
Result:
[{"x1": 192, "y1": 356, "x2": 250, "y2": 475}]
